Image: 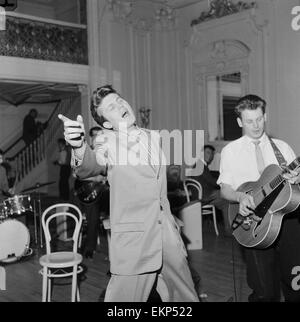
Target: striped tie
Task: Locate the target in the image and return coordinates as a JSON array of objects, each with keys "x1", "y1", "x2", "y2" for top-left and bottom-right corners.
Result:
[{"x1": 253, "y1": 140, "x2": 265, "y2": 175}]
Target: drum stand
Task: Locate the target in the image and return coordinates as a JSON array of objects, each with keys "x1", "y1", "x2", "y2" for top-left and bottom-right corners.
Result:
[
  {"x1": 31, "y1": 190, "x2": 44, "y2": 249},
  {"x1": 20, "y1": 181, "x2": 56, "y2": 250}
]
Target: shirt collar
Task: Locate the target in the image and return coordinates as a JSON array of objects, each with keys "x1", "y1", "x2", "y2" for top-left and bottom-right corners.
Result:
[{"x1": 243, "y1": 132, "x2": 268, "y2": 146}]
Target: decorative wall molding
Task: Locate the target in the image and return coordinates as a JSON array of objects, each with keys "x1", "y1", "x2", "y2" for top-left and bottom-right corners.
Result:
[
  {"x1": 193, "y1": 39, "x2": 250, "y2": 85},
  {"x1": 185, "y1": 4, "x2": 271, "y2": 143},
  {"x1": 191, "y1": 0, "x2": 257, "y2": 26},
  {"x1": 190, "y1": 8, "x2": 267, "y2": 48},
  {"x1": 106, "y1": 0, "x2": 177, "y2": 32}
]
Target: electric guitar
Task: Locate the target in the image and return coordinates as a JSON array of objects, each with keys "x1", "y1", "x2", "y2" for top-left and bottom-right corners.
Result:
[
  {"x1": 74, "y1": 179, "x2": 109, "y2": 205},
  {"x1": 228, "y1": 157, "x2": 300, "y2": 249}
]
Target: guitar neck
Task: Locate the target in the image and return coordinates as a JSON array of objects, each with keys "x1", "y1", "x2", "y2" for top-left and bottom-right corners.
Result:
[
  {"x1": 270, "y1": 157, "x2": 300, "y2": 189},
  {"x1": 253, "y1": 157, "x2": 300, "y2": 206}
]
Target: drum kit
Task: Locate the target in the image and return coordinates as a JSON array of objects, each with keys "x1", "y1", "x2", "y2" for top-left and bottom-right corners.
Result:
[{"x1": 0, "y1": 181, "x2": 55, "y2": 264}]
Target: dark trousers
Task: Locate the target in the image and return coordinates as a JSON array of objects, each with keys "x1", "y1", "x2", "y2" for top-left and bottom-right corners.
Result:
[
  {"x1": 59, "y1": 165, "x2": 71, "y2": 201},
  {"x1": 204, "y1": 190, "x2": 231, "y2": 232},
  {"x1": 81, "y1": 202, "x2": 101, "y2": 252},
  {"x1": 243, "y1": 212, "x2": 300, "y2": 302},
  {"x1": 75, "y1": 187, "x2": 110, "y2": 253}
]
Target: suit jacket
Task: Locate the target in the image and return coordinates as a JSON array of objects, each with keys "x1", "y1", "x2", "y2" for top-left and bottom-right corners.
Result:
[{"x1": 73, "y1": 129, "x2": 179, "y2": 276}]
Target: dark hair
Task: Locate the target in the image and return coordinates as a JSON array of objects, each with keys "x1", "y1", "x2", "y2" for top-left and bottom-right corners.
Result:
[
  {"x1": 235, "y1": 94, "x2": 266, "y2": 118},
  {"x1": 204, "y1": 144, "x2": 215, "y2": 152},
  {"x1": 89, "y1": 126, "x2": 102, "y2": 137},
  {"x1": 90, "y1": 85, "x2": 117, "y2": 129},
  {"x1": 0, "y1": 149, "x2": 3, "y2": 155}
]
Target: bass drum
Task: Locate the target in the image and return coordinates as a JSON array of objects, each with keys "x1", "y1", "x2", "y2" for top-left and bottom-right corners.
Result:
[{"x1": 0, "y1": 220, "x2": 31, "y2": 264}]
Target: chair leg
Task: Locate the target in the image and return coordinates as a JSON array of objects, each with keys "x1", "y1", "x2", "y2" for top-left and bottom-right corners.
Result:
[
  {"x1": 47, "y1": 275, "x2": 52, "y2": 302},
  {"x1": 42, "y1": 268, "x2": 48, "y2": 302},
  {"x1": 77, "y1": 286, "x2": 80, "y2": 302},
  {"x1": 71, "y1": 266, "x2": 77, "y2": 302},
  {"x1": 212, "y1": 208, "x2": 219, "y2": 236}
]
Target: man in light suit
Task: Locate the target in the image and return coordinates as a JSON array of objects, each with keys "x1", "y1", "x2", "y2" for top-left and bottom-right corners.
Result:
[{"x1": 59, "y1": 85, "x2": 198, "y2": 302}]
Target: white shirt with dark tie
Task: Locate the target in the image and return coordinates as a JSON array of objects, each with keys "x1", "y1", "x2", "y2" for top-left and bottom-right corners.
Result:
[{"x1": 217, "y1": 133, "x2": 296, "y2": 190}]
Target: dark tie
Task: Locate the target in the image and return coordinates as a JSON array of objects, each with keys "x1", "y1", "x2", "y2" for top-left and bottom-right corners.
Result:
[{"x1": 253, "y1": 140, "x2": 265, "y2": 175}]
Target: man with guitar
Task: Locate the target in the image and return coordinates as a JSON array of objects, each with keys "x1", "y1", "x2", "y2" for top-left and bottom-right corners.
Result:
[{"x1": 218, "y1": 94, "x2": 300, "y2": 302}]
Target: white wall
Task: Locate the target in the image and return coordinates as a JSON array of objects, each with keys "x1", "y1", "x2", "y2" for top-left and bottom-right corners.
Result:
[{"x1": 269, "y1": 0, "x2": 300, "y2": 155}]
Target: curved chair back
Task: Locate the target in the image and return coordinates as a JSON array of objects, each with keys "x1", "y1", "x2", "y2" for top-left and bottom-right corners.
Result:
[
  {"x1": 41, "y1": 203, "x2": 83, "y2": 254},
  {"x1": 183, "y1": 178, "x2": 203, "y2": 202}
]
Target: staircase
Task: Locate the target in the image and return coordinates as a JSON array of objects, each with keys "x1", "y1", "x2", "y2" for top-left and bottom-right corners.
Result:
[{"x1": 5, "y1": 94, "x2": 81, "y2": 195}]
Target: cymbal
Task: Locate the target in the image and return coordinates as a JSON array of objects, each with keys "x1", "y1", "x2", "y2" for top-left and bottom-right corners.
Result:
[{"x1": 21, "y1": 181, "x2": 56, "y2": 193}]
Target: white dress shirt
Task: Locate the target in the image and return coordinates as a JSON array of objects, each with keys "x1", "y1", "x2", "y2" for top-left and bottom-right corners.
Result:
[{"x1": 217, "y1": 133, "x2": 296, "y2": 190}]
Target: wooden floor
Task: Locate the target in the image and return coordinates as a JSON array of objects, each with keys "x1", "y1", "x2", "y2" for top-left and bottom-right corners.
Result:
[{"x1": 0, "y1": 219, "x2": 250, "y2": 302}]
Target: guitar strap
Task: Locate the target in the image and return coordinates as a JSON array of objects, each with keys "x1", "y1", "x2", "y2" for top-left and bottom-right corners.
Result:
[{"x1": 268, "y1": 136, "x2": 287, "y2": 167}]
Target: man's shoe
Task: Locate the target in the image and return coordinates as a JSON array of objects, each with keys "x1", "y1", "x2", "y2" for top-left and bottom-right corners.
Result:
[{"x1": 199, "y1": 293, "x2": 208, "y2": 302}]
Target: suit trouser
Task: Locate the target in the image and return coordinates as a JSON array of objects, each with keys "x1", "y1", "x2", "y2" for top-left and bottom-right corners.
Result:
[
  {"x1": 244, "y1": 213, "x2": 300, "y2": 302},
  {"x1": 104, "y1": 212, "x2": 199, "y2": 302}
]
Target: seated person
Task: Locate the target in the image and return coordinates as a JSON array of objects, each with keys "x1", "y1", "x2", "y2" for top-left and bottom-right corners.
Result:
[{"x1": 189, "y1": 145, "x2": 231, "y2": 236}]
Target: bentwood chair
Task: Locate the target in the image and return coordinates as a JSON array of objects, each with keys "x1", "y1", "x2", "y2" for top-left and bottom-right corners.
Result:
[
  {"x1": 39, "y1": 203, "x2": 83, "y2": 302},
  {"x1": 183, "y1": 178, "x2": 219, "y2": 236}
]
